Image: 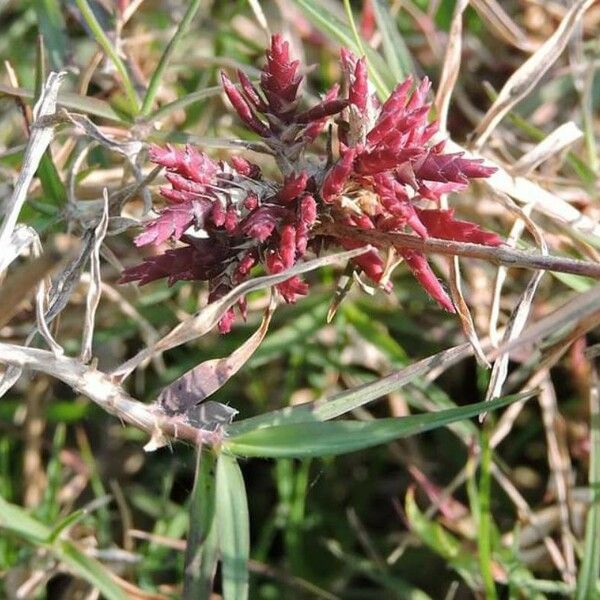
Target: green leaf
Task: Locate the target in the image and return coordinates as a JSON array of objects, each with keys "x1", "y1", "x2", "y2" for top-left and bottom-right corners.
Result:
[
  {"x1": 293, "y1": 0, "x2": 392, "y2": 98},
  {"x1": 371, "y1": 0, "x2": 414, "y2": 82},
  {"x1": 183, "y1": 449, "x2": 218, "y2": 600},
  {"x1": 225, "y1": 393, "x2": 531, "y2": 458},
  {"x1": 56, "y1": 540, "x2": 129, "y2": 600},
  {"x1": 216, "y1": 453, "x2": 250, "y2": 600},
  {"x1": 227, "y1": 344, "x2": 471, "y2": 436}
]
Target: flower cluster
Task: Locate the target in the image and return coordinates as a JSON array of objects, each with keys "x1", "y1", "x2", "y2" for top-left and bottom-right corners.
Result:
[{"x1": 121, "y1": 34, "x2": 501, "y2": 331}]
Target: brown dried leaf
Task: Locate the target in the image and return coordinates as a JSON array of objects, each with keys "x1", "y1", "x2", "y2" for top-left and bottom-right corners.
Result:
[{"x1": 155, "y1": 297, "x2": 275, "y2": 424}]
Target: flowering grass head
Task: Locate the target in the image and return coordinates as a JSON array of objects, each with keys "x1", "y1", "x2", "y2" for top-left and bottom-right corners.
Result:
[{"x1": 121, "y1": 34, "x2": 501, "y2": 331}]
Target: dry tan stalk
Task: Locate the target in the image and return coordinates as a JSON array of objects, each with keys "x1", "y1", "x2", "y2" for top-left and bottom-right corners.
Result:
[
  {"x1": 470, "y1": 0, "x2": 536, "y2": 52},
  {"x1": 80, "y1": 192, "x2": 109, "y2": 363},
  {"x1": 512, "y1": 121, "x2": 583, "y2": 175},
  {"x1": 0, "y1": 342, "x2": 215, "y2": 448},
  {"x1": 472, "y1": 0, "x2": 595, "y2": 148},
  {"x1": 488, "y1": 200, "x2": 536, "y2": 347},
  {"x1": 434, "y1": 0, "x2": 469, "y2": 133},
  {"x1": 434, "y1": 0, "x2": 488, "y2": 366},
  {"x1": 484, "y1": 194, "x2": 547, "y2": 407},
  {"x1": 491, "y1": 464, "x2": 569, "y2": 576},
  {"x1": 0, "y1": 72, "x2": 65, "y2": 272},
  {"x1": 538, "y1": 376, "x2": 577, "y2": 583}
]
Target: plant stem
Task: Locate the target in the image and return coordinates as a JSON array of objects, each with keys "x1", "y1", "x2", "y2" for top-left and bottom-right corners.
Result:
[
  {"x1": 317, "y1": 223, "x2": 600, "y2": 279},
  {"x1": 478, "y1": 427, "x2": 498, "y2": 600},
  {"x1": 74, "y1": 0, "x2": 140, "y2": 114},
  {"x1": 140, "y1": 0, "x2": 204, "y2": 116}
]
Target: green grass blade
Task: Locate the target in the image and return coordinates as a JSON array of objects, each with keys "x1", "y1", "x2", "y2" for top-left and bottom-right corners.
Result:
[
  {"x1": 225, "y1": 393, "x2": 531, "y2": 458},
  {"x1": 576, "y1": 370, "x2": 600, "y2": 599},
  {"x1": 56, "y1": 540, "x2": 128, "y2": 600},
  {"x1": 478, "y1": 428, "x2": 498, "y2": 599},
  {"x1": 141, "y1": 0, "x2": 204, "y2": 116},
  {"x1": 184, "y1": 449, "x2": 218, "y2": 600},
  {"x1": 293, "y1": 0, "x2": 392, "y2": 98},
  {"x1": 216, "y1": 453, "x2": 250, "y2": 600},
  {"x1": 34, "y1": 0, "x2": 67, "y2": 70},
  {"x1": 227, "y1": 344, "x2": 471, "y2": 436},
  {"x1": 371, "y1": 0, "x2": 414, "y2": 81},
  {"x1": 74, "y1": 0, "x2": 140, "y2": 114},
  {"x1": 0, "y1": 494, "x2": 50, "y2": 544}
]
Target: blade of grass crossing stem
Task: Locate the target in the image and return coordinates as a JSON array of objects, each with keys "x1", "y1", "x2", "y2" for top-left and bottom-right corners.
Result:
[
  {"x1": 576, "y1": 365, "x2": 600, "y2": 599},
  {"x1": 478, "y1": 427, "x2": 498, "y2": 599},
  {"x1": 225, "y1": 393, "x2": 530, "y2": 458},
  {"x1": 141, "y1": 0, "x2": 204, "y2": 116},
  {"x1": 371, "y1": 0, "x2": 414, "y2": 82},
  {"x1": 227, "y1": 343, "x2": 473, "y2": 436},
  {"x1": 74, "y1": 0, "x2": 140, "y2": 114},
  {"x1": 294, "y1": 0, "x2": 392, "y2": 98},
  {"x1": 34, "y1": 0, "x2": 67, "y2": 70},
  {"x1": 184, "y1": 449, "x2": 218, "y2": 600},
  {"x1": 216, "y1": 453, "x2": 250, "y2": 600}
]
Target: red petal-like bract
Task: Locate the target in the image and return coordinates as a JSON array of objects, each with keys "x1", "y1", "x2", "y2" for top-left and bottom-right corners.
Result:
[{"x1": 122, "y1": 35, "x2": 501, "y2": 331}]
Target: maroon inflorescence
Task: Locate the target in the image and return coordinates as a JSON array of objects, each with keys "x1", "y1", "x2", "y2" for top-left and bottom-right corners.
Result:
[{"x1": 121, "y1": 35, "x2": 501, "y2": 332}]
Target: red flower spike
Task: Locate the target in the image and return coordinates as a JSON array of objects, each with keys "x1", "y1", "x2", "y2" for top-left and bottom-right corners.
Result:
[
  {"x1": 277, "y1": 171, "x2": 308, "y2": 204},
  {"x1": 237, "y1": 69, "x2": 267, "y2": 111},
  {"x1": 123, "y1": 36, "x2": 500, "y2": 334},
  {"x1": 361, "y1": 0, "x2": 376, "y2": 40},
  {"x1": 321, "y1": 148, "x2": 356, "y2": 202},
  {"x1": 349, "y1": 57, "x2": 368, "y2": 112},
  {"x1": 296, "y1": 98, "x2": 349, "y2": 124},
  {"x1": 415, "y1": 209, "x2": 502, "y2": 246},
  {"x1": 279, "y1": 224, "x2": 297, "y2": 268},
  {"x1": 240, "y1": 205, "x2": 285, "y2": 241},
  {"x1": 230, "y1": 156, "x2": 262, "y2": 179},
  {"x1": 224, "y1": 206, "x2": 239, "y2": 232},
  {"x1": 221, "y1": 72, "x2": 270, "y2": 136},
  {"x1": 304, "y1": 84, "x2": 340, "y2": 141},
  {"x1": 401, "y1": 250, "x2": 455, "y2": 312},
  {"x1": 261, "y1": 34, "x2": 302, "y2": 111}
]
